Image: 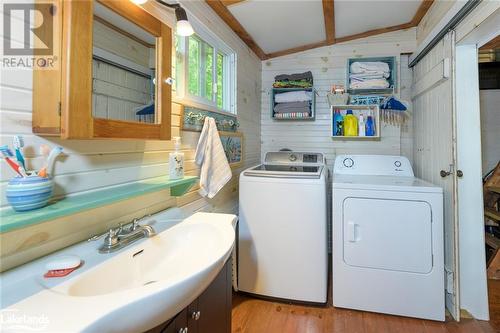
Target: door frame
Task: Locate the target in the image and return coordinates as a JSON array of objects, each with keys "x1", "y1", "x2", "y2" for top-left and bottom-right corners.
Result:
[{"x1": 454, "y1": 10, "x2": 500, "y2": 321}]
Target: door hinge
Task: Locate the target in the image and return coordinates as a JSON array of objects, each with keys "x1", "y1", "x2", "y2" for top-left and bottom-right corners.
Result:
[
  {"x1": 445, "y1": 267, "x2": 455, "y2": 294},
  {"x1": 58, "y1": 102, "x2": 61, "y2": 116}
]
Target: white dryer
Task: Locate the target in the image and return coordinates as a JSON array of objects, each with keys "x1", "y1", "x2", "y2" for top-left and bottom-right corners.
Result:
[
  {"x1": 239, "y1": 151, "x2": 328, "y2": 303},
  {"x1": 332, "y1": 155, "x2": 444, "y2": 321}
]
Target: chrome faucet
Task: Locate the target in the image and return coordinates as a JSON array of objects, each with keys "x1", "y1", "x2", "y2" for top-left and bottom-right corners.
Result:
[{"x1": 88, "y1": 215, "x2": 156, "y2": 253}]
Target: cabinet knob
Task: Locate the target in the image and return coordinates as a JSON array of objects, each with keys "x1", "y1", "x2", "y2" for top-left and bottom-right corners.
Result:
[
  {"x1": 178, "y1": 328, "x2": 188, "y2": 333},
  {"x1": 191, "y1": 311, "x2": 201, "y2": 320}
]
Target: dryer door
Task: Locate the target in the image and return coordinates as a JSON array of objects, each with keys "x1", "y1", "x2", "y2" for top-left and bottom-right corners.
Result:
[{"x1": 343, "y1": 197, "x2": 433, "y2": 274}]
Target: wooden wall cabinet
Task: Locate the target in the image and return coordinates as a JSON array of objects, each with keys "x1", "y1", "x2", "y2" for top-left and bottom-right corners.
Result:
[
  {"x1": 33, "y1": 0, "x2": 172, "y2": 140},
  {"x1": 146, "y1": 258, "x2": 232, "y2": 333}
]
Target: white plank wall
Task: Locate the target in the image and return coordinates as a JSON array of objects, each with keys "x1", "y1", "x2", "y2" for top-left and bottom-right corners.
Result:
[
  {"x1": 411, "y1": 33, "x2": 458, "y2": 318},
  {"x1": 261, "y1": 29, "x2": 417, "y2": 170},
  {"x1": 93, "y1": 59, "x2": 153, "y2": 122},
  {"x1": 0, "y1": 1, "x2": 261, "y2": 266}
]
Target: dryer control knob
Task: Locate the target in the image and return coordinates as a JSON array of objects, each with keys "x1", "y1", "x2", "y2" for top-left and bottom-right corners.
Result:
[{"x1": 343, "y1": 158, "x2": 354, "y2": 168}]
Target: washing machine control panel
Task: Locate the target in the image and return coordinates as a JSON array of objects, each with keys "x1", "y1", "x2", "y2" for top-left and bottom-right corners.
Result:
[
  {"x1": 334, "y1": 155, "x2": 414, "y2": 176},
  {"x1": 264, "y1": 152, "x2": 324, "y2": 165},
  {"x1": 303, "y1": 154, "x2": 318, "y2": 163}
]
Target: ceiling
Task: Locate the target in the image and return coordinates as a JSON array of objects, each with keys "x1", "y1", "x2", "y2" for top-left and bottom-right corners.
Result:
[{"x1": 206, "y1": 0, "x2": 434, "y2": 60}]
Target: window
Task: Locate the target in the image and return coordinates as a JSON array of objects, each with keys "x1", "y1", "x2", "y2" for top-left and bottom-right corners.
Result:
[{"x1": 173, "y1": 19, "x2": 236, "y2": 114}]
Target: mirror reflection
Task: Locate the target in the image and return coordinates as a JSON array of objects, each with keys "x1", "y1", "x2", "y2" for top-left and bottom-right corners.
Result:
[{"x1": 92, "y1": 1, "x2": 156, "y2": 124}]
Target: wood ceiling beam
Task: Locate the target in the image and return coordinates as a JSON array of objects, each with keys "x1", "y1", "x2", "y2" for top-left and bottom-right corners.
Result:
[
  {"x1": 411, "y1": 0, "x2": 435, "y2": 25},
  {"x1": 322, "y1": 0, "x2": 335, "y2": 44},
  {"x1": 266, "y1": 40, "x2": 329, "y2": 60},
  {"x1": 335, "y1": 22, "x2": 414, "y2": 44},
  {"x1": 205, "y1": 0, "x2": 267, "y2": 60},
  {"x1": 219, "y1": 0, "x2": 246, "y2": 6}
]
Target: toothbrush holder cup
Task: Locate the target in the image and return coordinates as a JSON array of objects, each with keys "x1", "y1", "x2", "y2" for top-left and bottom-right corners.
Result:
[{"x1": 6, "y1": 175, "x2": 54, "y2": 212}]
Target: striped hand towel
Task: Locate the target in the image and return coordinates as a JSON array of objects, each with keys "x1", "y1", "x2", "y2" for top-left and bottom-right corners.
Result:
[{"x1": 195, "y1": 117, "x2": 232, "y2": 198}]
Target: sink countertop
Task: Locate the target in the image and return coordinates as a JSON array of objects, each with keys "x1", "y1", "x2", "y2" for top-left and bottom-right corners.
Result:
[{"x1": 0, "y1": 207, "x2": 237, "y2": 333}]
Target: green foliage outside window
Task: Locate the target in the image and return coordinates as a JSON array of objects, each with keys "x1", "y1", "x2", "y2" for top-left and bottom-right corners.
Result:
[
  {"x1": 178, "y1": 34, "x2": 231, "y2": 113},
  {"x1": 188, "y1": 37, "x2": 199, "y2": 96},
  {"x1": 217, "y1": 52, "x2": 224, "y2": 109}
]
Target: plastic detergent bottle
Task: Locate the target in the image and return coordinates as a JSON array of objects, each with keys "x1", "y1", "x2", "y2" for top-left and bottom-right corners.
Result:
[
  {"x1": 343, "y1": 110, "x2": 358, "y2": 136},
  {"x1": 333, "y1": 109, "x2": 344, "y2": 136},
  {"x1": 169, "y1": 137, "x2": 184, "y2": 180},
  {"x1": 366, "y1": 115, "x2": 375, "y2": 136},
  {"x1": 358, "y1": 114, "x2": 366, "y2": 137}
]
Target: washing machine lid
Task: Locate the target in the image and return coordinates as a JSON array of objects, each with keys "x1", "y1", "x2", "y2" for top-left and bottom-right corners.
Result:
[
  {"x1": 244, "y1": 151, "x2": 325, "y2": 179},
  {"x1": 332, "y1": 175, "x2": 443, "y2": 193},
  {"x1": 244, "y1": 164, "x2": 323, "y2": 179}
]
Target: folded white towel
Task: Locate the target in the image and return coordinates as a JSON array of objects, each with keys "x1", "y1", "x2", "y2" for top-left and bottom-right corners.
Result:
[
  {"x1": 275, "y1": 90, "x2": 312, "y2": 103},
  {"x1": 350, "y1": 79, "x2": 390, "y2": 89},
  {"x1": 350, "y1": 62, "x2": 390, "y2": 75},
  {"x1": 195, "y1": 117, "x2": 232, "y2": 199},
  {"x1": 350, "y1": 72, "x2": 389, "y2": 80}
]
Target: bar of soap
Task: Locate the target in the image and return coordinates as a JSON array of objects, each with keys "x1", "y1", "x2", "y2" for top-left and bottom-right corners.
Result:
[{"x1": 45, "y1": 255, "x2": 81, "y2": 271}]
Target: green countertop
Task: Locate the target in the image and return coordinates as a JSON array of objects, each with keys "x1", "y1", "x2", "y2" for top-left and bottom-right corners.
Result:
[{"x1": 0, "y1": 176, "x2": 198, "y2": 233}]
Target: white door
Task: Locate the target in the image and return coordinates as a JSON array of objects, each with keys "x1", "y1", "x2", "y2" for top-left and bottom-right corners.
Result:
[
  {"x1": 411, "y1": 32, "x2": 459, "y2": 319},
  {"x1": 343, "y1": 198, "x2": 433, "y2": 274}
]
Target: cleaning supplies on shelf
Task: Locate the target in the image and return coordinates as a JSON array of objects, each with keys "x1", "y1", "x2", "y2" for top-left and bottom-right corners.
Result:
[
  {"x1": 349, "y1": 61, "x2": 391, "y2": 89},
  {"x1": 358, "y1": 114, "x2": 366, "y2": 137},
  {"x1": 343, "y1": 110, "x2": 358, "y2": 136},
  {"x1": 169, "y1": 136, "x2": 184, "y2": 180},
  {"x1": 366, "y1": 115, "x2": 376, "y2": 136},
  {"x1": 273, "y1": 71, "x2": 313, "y2": 88},
  {"x1": 274, "y1": 90, "x2": 312, "y2": 103},
  {"x1": 333, "y1": 109, "x2": 344, "y2": 136}
]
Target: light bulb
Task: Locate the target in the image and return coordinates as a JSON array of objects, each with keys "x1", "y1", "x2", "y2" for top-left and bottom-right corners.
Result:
[
  {"x1": 131, "y1": 0, "x2": 148, "y2": 4},
  {"x1": 176, "y1": 20, "x2": 194, "y2": 36}
]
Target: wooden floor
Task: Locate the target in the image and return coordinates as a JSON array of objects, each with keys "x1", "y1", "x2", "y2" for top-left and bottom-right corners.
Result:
[{"x1": 232, "y1": 280, "x2": 500, "y2": 333}]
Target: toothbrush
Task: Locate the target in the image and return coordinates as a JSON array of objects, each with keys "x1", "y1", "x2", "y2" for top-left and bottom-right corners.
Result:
[
  {"x1": 38, "y1": 146, "x2": 63, "y2": 178},
  {"x1": 0, "y1": 145, "x2": 27, "y2": 177},
  {"x1": 13, "y1": 135, "x2": 26, "y2": 169}
]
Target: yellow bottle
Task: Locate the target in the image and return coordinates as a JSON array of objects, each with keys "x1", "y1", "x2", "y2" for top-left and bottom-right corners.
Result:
[{"x1": 344, "y1": 110, "x2": 358, "y2": 136}]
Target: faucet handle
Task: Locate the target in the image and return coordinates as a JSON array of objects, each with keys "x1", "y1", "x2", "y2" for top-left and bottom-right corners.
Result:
[
  {"x1": 131, "y1": 218, "x2": 140, "y2": 231},
  {"x1": 104, "y1": 228, "x2": 120, "y2": 247}
]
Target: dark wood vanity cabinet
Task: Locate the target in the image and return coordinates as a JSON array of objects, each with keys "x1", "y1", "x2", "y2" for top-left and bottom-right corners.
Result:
[{"x1": 146, "y1": 258, "x2": 232, "y2": 333}]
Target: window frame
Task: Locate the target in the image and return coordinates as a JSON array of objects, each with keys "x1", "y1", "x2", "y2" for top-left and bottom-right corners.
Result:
[{"x1": 173, "y1": 15, "x2": 237, "y2": 115}]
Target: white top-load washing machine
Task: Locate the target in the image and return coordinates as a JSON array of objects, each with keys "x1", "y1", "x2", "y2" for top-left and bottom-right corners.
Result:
[
  {"x1": 332, "y1": 155, "x2": 444, "y2": 321},
  {"x1": 238, "y1": 151, "x2": 328, "y2": 303}
]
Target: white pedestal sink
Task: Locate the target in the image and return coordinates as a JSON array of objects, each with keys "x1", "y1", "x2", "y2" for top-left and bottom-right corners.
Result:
[{"x1": 0, "y1": 210, "x2": 236, "y2": 333}]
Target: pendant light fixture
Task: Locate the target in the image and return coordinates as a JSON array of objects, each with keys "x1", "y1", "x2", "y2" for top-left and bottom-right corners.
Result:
[{"x1": 130, "y1": 0, "x2": 194, "y2": 36}]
